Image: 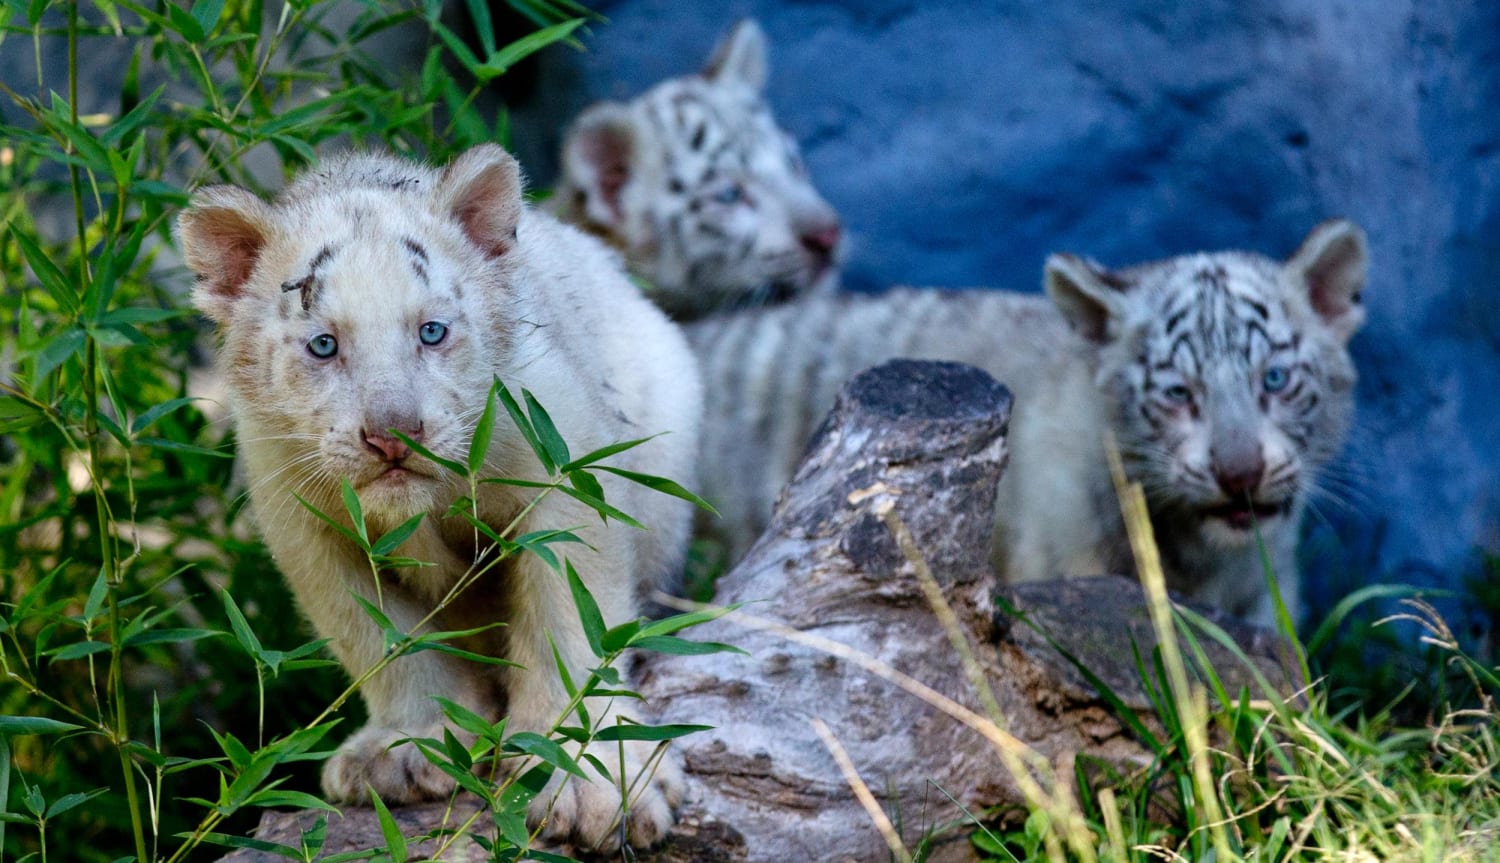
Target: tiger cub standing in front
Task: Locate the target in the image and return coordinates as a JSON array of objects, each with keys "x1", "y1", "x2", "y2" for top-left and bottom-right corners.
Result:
[
  {"x1": 551, "y1": 19, "x2": 843, "y2": 319},
  {"x1": 693, "y1": 221, "x2": 1367, "y2": 626},
  {"x1": 178, "y1": 145, "x2": 699, "y2": 850}
]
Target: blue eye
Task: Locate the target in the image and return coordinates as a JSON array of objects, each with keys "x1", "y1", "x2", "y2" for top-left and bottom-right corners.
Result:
[
  {"x1": 1263, "y1": 365, "x2": 1291, "y2": 393},
  {"x1": 307, "y1": 333, "x2": 338, "y2": 358},
  {"x1": 419, "y1": 321, "x2": 449, "y2": 346},
  {"x1": 1162, "y1": 384, "x2": 1192, "y2": 405},
  {"x1": 713, "y1": 183, "x2": 745, "y2": 206}
]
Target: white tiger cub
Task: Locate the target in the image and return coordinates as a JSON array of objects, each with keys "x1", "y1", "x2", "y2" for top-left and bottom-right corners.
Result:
[
  {"x1": 178, "y1": 145, "x2": 699, "y2": 850},
  {"x1": 551, "y1": 19, "x2": 843, "y2": 319},
  {"x1": 690, "y1": 221, "x2": 1367, "y2": 625}
]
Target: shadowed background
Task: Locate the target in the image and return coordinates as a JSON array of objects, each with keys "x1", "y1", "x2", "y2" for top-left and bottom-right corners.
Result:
[{"x1": 504, "y1": 0, "x2": 1500, "y2": 628}]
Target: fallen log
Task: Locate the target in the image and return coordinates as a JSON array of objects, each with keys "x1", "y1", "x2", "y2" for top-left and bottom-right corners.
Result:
[{"x1": 223, "y1": 359, "x2": 1294, "y2": 862}]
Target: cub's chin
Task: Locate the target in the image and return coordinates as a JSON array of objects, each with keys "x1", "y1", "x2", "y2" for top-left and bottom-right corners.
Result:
[
  {"x1": 356, "y1": 466, "x2": 446, "y2": 527},
  {"x1": 1197, "y1": 500, "x2": 1294, "y2": 547}
]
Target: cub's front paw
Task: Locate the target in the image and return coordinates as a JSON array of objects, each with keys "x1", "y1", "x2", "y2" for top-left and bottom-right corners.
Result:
[
  {"x1": 322, "y1": 724, "x2": 455, "y2": 805},
  {"x1": 531, "y1": 740, "x2": 685, "y2": 851}
]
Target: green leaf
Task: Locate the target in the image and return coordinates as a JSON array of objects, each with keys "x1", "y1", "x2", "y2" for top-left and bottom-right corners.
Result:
[
  {"x1": 503, "y1": 732, "x2": 586, "y2": 779},
  {"x1": 166, "y1": 1, "x2": 204, "y2": 40},
  {"x1": 596, "y1": 466, "x2": 717, "y2": 513},
  {"x1": 565, "y1": 561, "x2": 606, "y2": 658},
  {"x1": 406, "y1": 640, "x2": 519, "y2": 667},
  {"x1": 294, "y1": 493, "x2": 365, "y2": 547},
  {"x1": 129, "y1": 397, "x2": 201, "y2": 435},
  {"x1": 568, "y1": 469, "x2": 604, "y2": 503},
  {"x1": 0, "y1": 716, "x2": 82, "y2": 736},
  {"x1": 370, "y1": 512, "x2": 424, "y2": 557},
  {"x1": 189, "y1": 832, "x2": 303, "y2": 858},
  {"x1": 243, "y1": 790, "x2": 340, "y2": 812},
  {"x1": 136, "y1": 437, "x2": 235, "y2": 459},
  {"x1": 93, "y1": 306, "x2": 189, "y2": 329},
  {"x1": 465, "y1": 0, "x2": 496, "y2": 59},
  {"x1": 190, "y1": 0, "x2": 226, "y2": 38},
  {"x1": 635, "y1": 603, "x2": 742, "y2": 640},
  {"x1": 555, "y1": 484, "x2": 644, "y2": 529},
  {"x1": 35, "y1": 327, "x2": 87, "y2": 381},
  {"x1": 82, "y1": 568, "x2": 108, "y2": 623},
  {"x1": 100, "y1": 84, "x2": 165, "y2": 147},
  {"x1": 496, "y1": 381, "x2": 554, "y2": 475},
  {"x1": 340, "y1": 479, "x2": 369, "y2": 547},
  {"x1": 221, "y1": 589, "x2": 266, "y2": 660},
  {"x1": 433, "y1": 697, "x2": 500, "y2": 741},
  {"x1": 592, "y1": 723, "x2": 710, "y2": 743},
  {"x1": 45, "y1": 788, "x2": 107, "y2": 818},
  {"x1": 390, "y1": 430, "x2": 467, "y2": 477},
  {"x1": 123, "y1": 628, "x2": 224, "y2": 648},
  {"x1": 370, "y1": 789, "x2": 408, "y2": 863},
  {"x1": 599, "y1": 620, "x2": 641, "y2": 654},
  {"x1": 478, "y1": 18, "x2": 585, "y2": 77},
  {"x1": 559, "y1": 435, "x2": 660, "y2": 472},
  {"x1": 628, "y1": 635, "x2": 745, "y2": 657},
  {"x1": 44, "y1": 640, "x2": 111, "y2": 661},
  {"x1": 523, "y1": 389, "x2": 570, "y2": 467},
  {"x1": 468, "y1": 379, "x2": 499, "y2": 475}
]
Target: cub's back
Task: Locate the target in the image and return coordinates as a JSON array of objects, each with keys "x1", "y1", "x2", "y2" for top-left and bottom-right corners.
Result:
[{"x1": 688, "y1": 287, "x2": 1077, "y2": 555}]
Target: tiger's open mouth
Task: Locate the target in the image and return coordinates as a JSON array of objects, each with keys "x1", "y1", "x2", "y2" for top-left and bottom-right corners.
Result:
[{"x1": 1201, "y1": 500, "x2": 1293, "y2": 531}]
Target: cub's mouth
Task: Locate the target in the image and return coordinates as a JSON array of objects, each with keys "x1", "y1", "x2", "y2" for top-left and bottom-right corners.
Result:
[{"x1": 1201, "y1": 499, "x2": 1293, "y2": 531}]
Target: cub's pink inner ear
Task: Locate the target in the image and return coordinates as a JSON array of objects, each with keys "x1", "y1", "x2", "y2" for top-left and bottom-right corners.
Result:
[
  {"x1": 1045, "y1": 252, "x2": 1130, "y2": 344},
  {"x1": 177, "y1": 186, "x2": 273, "y2": 317},
  {"x1": 1286, "y1": 218, "x2": 1368, "y2": 341},
  {"x1": 562, "y1": 105, "x2": 638, "y2": 229},
  {"x1": 440, "y1": 143, "x2": 523, "y2": 259}
]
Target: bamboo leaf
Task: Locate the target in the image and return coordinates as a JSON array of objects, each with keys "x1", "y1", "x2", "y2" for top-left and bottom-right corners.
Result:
[{"x1": 523, "y1": 389, "x2": 570, "y2": 467}]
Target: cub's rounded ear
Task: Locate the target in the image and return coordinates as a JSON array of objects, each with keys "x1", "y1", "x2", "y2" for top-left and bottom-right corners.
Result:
[
  {"x1": 559, "y1": 102, "x2": 640, "y2": 231},
  {"x1": 704, "y1": 19, "x2": 768, "y2": 93},
  {"x1": 1285, "y1": 218, "x2": 1367, "y2": 343},
  {"x1": 439, "y1": 143, "x2": 524, "y2": 259},
  {"x1": 177, "y1": 185, "x2": 274, "y2": 324},
  {"x1": 1045, "y1": 253, "x2": 1130, "y2": 344}
]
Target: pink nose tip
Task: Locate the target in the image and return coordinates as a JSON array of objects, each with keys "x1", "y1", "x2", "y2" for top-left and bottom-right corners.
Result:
[
  {"x1": 1214, "y1": 463, "x2": 1265, "y2": 498},
  {"x1": 800, "y1": 223, "x2": 842, "y2": 258},
  {"x1": 362, "y1": 426, "x2": 420, "y2": 463}
]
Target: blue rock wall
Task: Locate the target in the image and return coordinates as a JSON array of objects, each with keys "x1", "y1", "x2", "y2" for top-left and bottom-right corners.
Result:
[{"x1": 520, "y1": 1, "x2": 1500, "y2": 623}]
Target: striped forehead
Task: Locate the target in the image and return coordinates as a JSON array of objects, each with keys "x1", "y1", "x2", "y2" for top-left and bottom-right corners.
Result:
[
  {"x1": 1143, "y1": 255, "x2": 1292, "y2": 368},
  {"x1": 276, "y1": 230, "x2": 454, "y2": 318},
  {"x1": 643, "y1": 81, "x2": 774, "y2": 178}
]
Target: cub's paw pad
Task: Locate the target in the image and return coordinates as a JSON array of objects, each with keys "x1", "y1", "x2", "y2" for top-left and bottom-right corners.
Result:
[{"x1": 322, "y1": 725, "x2": 454, "y2": 805}]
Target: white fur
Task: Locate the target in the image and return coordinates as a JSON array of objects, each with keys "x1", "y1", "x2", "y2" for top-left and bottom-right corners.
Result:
[
  {"x1": 689, "y1": 222, "x2": 1367, "y2": 625},
  {"x1": 550, "y1": 19, "x2": 842, "y2": 319},
  {"x1": 178, "y1": 145, "x2": 701, "y2": 850}
]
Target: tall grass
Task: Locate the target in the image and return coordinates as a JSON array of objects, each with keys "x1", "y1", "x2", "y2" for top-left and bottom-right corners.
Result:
[{"x1": 0, "y1": 2, "x2": 731, "y2": 860}]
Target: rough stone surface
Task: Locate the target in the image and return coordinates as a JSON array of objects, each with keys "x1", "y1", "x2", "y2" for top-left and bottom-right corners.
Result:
[
  {"x1": 219, "y1": 360, "x2": 1298, "y2": 862},
  {"x1": 513, "y1": 0, "x2": 1500, "y2": 630}
]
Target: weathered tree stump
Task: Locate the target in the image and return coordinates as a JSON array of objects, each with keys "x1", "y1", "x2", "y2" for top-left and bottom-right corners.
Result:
[{"x1": 222, "y1": 359, "x2": 1295, "y2": 862}]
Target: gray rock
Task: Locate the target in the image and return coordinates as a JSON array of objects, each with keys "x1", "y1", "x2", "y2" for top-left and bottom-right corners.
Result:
[{"x1": 515, "y1": 0, "x2": 1500, "y2": 626}]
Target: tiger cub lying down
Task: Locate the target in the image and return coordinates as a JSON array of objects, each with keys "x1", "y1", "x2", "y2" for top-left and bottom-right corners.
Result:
[
  {"x1": 689, "y1": 221, "x2": 1367, "y2": 626},
  {"x1": 551, "y1": 19, "x2": 843, "y2": 319}
]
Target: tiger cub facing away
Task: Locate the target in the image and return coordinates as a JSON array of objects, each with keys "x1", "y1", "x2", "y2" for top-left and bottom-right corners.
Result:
[
  {"x1": 551, "y1": 19, "x2": 843, "y2": 319},
  {"x1": 178, "y1": 145, "x2": 700, "y2": 850},
  {"x1": 691, "y1": 221, "x2": 1367, "y2": 626}
]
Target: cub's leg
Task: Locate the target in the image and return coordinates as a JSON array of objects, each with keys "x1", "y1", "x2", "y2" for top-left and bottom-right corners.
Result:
[
  {"x1": 500, "y1": 526, "x2": 684, "y2": 850},
  {"x1": 307, "y1": 570, "x2": 501, "y2": 804}
]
